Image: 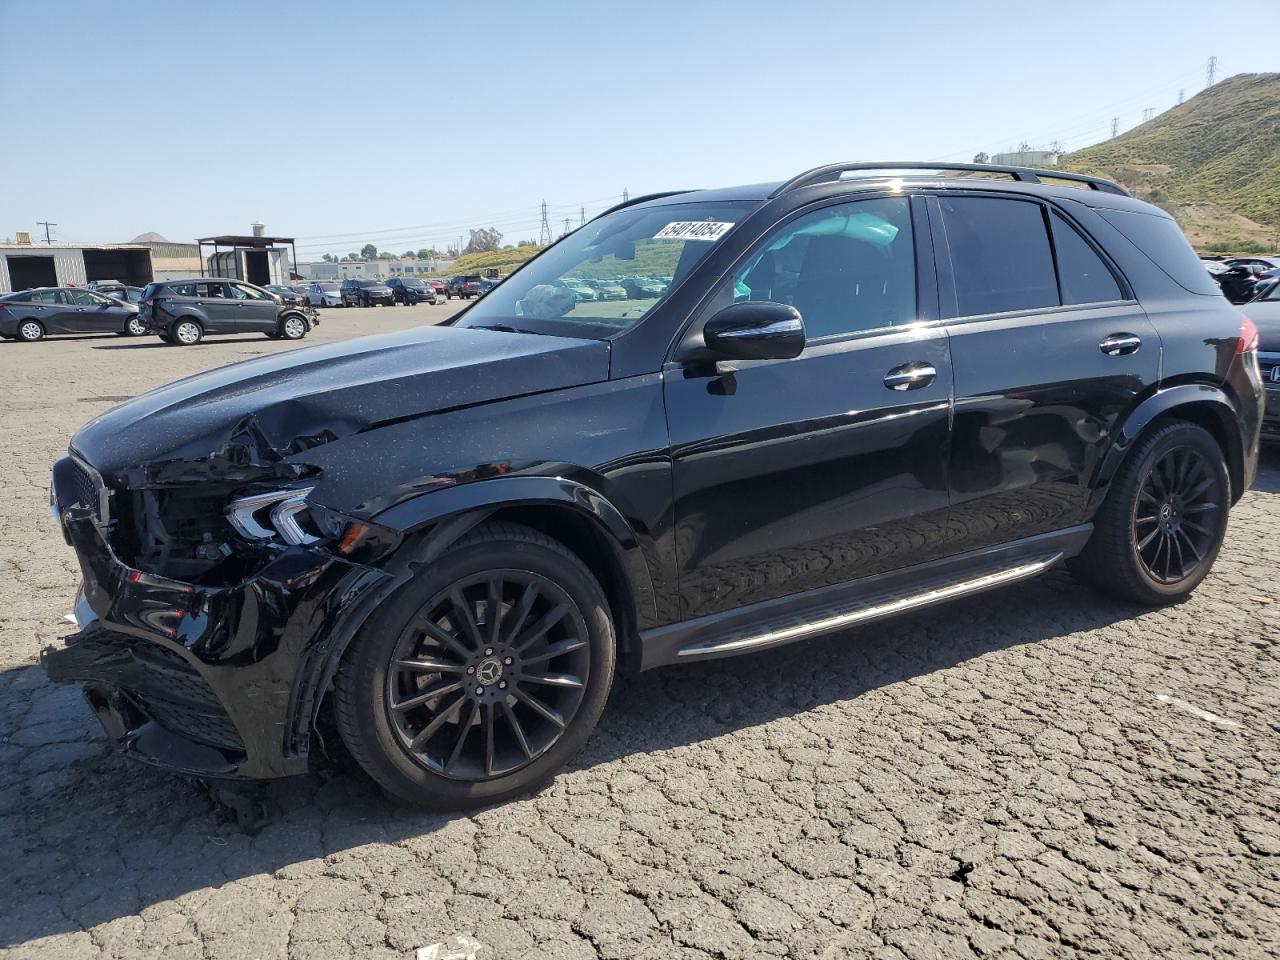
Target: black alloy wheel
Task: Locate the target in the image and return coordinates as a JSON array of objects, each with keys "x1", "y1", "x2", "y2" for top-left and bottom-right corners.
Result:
[
  {"x1": 1069, "y1": 421, "x2": 1229, "y2": 604},
  {"x1": 385, "y1": 570, "x2": 591, "y2": 780},
  {"x1": 1132, "y1": 445, "x2": 1223, "y2": 584},
  {"x1": 335, "y1": 522, "x2": 615, "y2": 808}
]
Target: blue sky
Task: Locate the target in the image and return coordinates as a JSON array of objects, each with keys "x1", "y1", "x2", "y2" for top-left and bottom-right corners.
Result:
[{"x1": 1, "y1": 0, "x2": 1272, "y2": 259}]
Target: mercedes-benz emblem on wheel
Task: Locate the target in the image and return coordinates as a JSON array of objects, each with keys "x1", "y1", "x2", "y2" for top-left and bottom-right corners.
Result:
[{"x1": 475, "y1": 658, "x2": 503, "y2": 686}]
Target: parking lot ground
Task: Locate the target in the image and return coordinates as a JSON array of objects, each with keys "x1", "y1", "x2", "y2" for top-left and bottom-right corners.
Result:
[{"x1": 1, "y1": 309, "x2": 1278, "y2": 959}]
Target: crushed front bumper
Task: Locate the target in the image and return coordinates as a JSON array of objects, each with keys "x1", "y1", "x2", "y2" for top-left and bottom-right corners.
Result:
[{"x1": 41, "y1": 510, "x2": 392, "y2": 780}]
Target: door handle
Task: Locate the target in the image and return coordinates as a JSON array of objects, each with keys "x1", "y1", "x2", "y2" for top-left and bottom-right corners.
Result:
[
  {"x1": 1100, "y1": 333, "x2": 1141, "y2": 356},
  {"x1": 883, "y1": 361, "x2": 937, "y2": 391}
]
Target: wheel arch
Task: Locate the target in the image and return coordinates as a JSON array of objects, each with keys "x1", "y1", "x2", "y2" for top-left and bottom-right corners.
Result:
[
  {"x1": 302, "y1": 479, "x2": 655, "y2": 759},
  {"x1": 1094, "y1": 384, "x2": 1245, "y2": 508},
  {"x1": 373, "y1": 476, "x2": 658, "y2": 662}
]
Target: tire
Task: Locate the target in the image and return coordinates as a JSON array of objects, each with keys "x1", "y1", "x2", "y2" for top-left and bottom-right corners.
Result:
[
  {"x1": 17, "y1": 320, "x2": 44, "y2": 342},
  {"x1": 170, "y1": 318, "x2": 203, "y2": 346},
  {"x1": 1069, "y1": 420, "x2": 1230, "y2": 605},
  {"x1": 335, "y1": 522, "x2": 616, "y2": 809},
  {"x1": 279, "y1": 315, "x2": 308, "y2": 340},
  {"x1": 126, "y1": 315, "x2": 147, "y2": 336}
]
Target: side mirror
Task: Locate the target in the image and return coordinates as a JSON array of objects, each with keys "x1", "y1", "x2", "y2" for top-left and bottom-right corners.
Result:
[{"x1": 702, "y1": 302, "x2": 805, "y2": 361}]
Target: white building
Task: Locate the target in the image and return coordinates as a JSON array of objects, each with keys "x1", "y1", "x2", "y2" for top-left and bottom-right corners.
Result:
[{"x1": 301, "y1": 257, "x2": 453, "y2": 281}]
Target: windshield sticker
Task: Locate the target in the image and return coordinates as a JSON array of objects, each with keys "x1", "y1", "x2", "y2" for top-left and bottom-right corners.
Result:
[{"x1": 653, "y1": 221, "x2": 735, "y2": 242}]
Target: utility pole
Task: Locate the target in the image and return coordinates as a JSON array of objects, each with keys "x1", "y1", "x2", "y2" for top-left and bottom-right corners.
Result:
[
  {"x1": 1141, "y1": 107, "x2": 1155, "y2": 122},
  {"x1": 1110, "y1": 117, "x2": 1119, "y2": 138},
  {"x1": 1206, "y1": 55, "x2": 1217, "y2": 88},
  {"x1": 538, "y1": 200, "x2": 552, "y2": 246},
  {"x1": 36, "y1": 221, "x2": 56, "y2": 244}
]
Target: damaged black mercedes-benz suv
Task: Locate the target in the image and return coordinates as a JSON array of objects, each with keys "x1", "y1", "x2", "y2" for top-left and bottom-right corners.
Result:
[{"x1": 45, "y1": 162, "x2": 1263, "y2": 808}]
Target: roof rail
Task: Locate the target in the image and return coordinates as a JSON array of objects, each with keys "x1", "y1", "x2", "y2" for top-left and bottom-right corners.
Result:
[
  {"x1": 769, "y1": 161, "x2": 1129, "y2": 198},
  {"x1": 592, "y1": 190, "x2": 695, "y2": 220}
]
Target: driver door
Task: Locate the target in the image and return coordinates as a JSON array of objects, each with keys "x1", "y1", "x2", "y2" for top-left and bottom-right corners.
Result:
[
  {"x1": 226, "y1": 281, "x2": 279, "y2": 332},
  {"x1": 663, "y1": 195, "x2": 954, "y2": 620}
]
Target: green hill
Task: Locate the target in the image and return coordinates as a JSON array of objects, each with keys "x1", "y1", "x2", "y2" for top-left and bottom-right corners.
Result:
[{"x1": 1063, "y1": 73, "x2": 1280, "y2": 252}]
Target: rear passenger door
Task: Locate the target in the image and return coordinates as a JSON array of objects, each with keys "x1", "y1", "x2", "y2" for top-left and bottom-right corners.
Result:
[{"x1": 929, "y1": 192, "x2": 1159, "y2": 553}]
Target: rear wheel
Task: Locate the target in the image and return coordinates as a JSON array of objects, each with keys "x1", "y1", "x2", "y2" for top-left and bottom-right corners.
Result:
[
  {"x1": 1070, "y1": 421, "x2": 1229, "y2": 605},
  {"x1": 126, "y1": 315, "x2": 147, "y2": 336},
  {"x1": 170, "y1": 319, "x2": 203, "y2": 346},
  {"x1": 335, "y1": 523, "x2": 616, "y2": 808},
  {"x1": 17, "y1": 320, "x2": 44, "y2": 342}
]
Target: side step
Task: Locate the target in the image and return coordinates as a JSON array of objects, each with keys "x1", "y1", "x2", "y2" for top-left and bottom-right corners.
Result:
[
  {"x1": 678, "y1": 554, "x2": 1060, "y2": 659},
  {"x1": 636, "y1": 526, "x2": 1090, "y2": 670}
]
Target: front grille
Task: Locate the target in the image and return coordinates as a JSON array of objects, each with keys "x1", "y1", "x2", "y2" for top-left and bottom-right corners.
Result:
[
  {"x1": 53, "y1": 456, "x2": 108, "y2": 524},
  {"x1": 1260, "y1": 357, "x2": 1280, "y2": 385}
]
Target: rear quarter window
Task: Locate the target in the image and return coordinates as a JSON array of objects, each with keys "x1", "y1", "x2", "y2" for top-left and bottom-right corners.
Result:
[{"x1": 1098, "y1": 210, "x2": 1221, "y2": 296}]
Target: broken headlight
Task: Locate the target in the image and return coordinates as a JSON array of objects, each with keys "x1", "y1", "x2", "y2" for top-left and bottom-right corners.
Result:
[
  {"x1": 225, "y1": 486, "x2": 400, "y2": 562},
  {"x1": 226, "y1": 486, "x2": 318, "y2": 545}
]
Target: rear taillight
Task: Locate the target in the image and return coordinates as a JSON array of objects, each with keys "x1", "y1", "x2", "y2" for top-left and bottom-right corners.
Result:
[{"x1": 1239, "y1": 315, "x2": 1259, "y2": 354}]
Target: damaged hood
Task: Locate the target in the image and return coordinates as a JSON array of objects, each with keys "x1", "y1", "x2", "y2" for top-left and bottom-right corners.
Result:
[{"x1": 72, "y1": 325, "x2": 611, "y2": 485}]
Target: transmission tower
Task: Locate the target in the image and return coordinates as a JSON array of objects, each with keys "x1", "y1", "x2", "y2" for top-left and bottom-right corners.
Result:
[
  {"x1": 579, "y1": 207, "x2": 586, "y2": 227},
  {"x1": 36, "y1": 221, "x2": 56, "y2": 243},
  {"x1": 622, "y1": 188, "x2": 629, "y2": 203},
  {"x1": 1141, "y1": 107, "x2": 1155, "y2": 122},
  {"x1": 538, "y1": 200, "x2": 552, "y2": 246},
  {"x1": 1110, "y1": 117, "x2": 1119, "y2": 138},
  {"x1": 562, "y1": 218, "x2": 572, "y2": 236},
  {"x1": 1206, "y1": 56, "x2": 1217, "y2": 87},
  {"x1": 1178, "y1": 88, "x2": 1185, "y2": 105}
]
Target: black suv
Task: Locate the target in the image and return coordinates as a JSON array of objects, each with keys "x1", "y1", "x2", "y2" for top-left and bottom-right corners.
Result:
[
  {"x1": 137, "y1": 278, "x2": 315, "y2": 345},
  {"x1": 341, "y1": 278, "x2": 395, "y2": 307},
  {"x1": 386, "y1": 277, "x2": 438, "y2": 305},
  {"x1": 44, "y1": 162, "x2": 1263, "y2": 809}
]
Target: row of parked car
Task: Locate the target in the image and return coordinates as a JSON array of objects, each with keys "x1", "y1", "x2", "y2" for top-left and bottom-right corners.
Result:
[
  {"x1": 0, "y1": 278, "x2": 316, "y2": 345},
  {"x1": 1202, "y1": 255, "x2": 1280, "y2": 304},
  {"x1": 299, "y1": 275, "x2": 507, "y2": 308}
]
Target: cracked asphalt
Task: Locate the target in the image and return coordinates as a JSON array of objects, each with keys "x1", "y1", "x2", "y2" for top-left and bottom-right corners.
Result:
[{"x1": 2, "y1": 307, "x2": 1278, "y2": 959}]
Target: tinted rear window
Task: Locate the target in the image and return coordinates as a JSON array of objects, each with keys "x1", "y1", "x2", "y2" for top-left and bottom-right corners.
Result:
[
  {"x1": 939, "y1": 195, "x2": 1059, "y2": 316},
  {"x1": 1098, "y1": 210, "x2": 1220, "y2": 296}
]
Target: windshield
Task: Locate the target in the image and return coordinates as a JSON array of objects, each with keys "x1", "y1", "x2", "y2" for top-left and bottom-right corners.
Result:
[
  {"x1": 402, "y1": 278, "x2": 426, "y2": 287},
  {"x1": 456, "y1": 200, "x2": 756, "y2": 338}
]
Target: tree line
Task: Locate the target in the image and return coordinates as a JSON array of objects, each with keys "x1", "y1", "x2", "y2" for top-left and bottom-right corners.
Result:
[{"x1": 319, "y1": 227, "x2": 538, "y2": 263}]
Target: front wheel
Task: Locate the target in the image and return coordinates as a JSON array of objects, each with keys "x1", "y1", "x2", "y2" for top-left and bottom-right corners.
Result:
[
  {"x1": 280, "y1": 315, "x2": 308, "y2": 340},
  {"x1": 335, "y1": 523, "x2": 616, "y2": 809},
  {"x1": 1069, "y1": 421, "x2": 1229, "y2": 605}
]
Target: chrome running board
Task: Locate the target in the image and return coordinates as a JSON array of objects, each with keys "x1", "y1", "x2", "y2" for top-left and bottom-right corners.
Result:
[{"x1": 676, "y1": 553, "x2": 1063, "y2": 659}]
